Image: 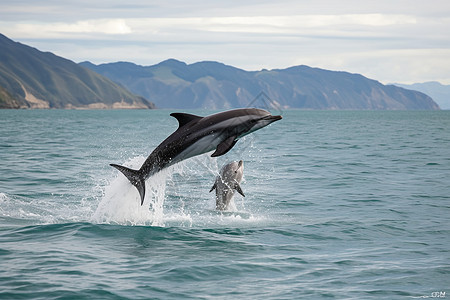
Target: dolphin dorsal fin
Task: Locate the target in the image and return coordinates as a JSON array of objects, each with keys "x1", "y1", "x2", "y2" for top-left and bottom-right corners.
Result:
[{"x1": 170, "y1": 113, "x2": 203, "y2": 128}]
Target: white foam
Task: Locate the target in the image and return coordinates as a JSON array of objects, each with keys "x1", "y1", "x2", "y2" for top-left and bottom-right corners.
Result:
[
  {"x1": 91, "y1": 156, "x2": 168, "y2": 226},
  {"x1": 0, "y1": 192, "x2": 8, "y2": 204}
]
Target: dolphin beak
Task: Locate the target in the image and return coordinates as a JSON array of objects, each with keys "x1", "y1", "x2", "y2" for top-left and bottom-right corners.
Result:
[
  {"x1": 238, "y1": 160, "x2": 243, "y2": 168},
  {"x1": 262, "y1": 114, "x2": 283, "y2": 122}
]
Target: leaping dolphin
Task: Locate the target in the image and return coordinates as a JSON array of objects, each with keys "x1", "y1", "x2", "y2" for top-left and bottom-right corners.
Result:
[
  {"x1": 210, "y1": 160, "x2": 245, "y2": 211},
  {"x1": 110, "y1": 108, "x2": 282, "y2": 205}
]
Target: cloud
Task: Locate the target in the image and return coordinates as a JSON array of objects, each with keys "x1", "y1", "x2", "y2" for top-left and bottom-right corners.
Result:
[
  {"x1": 1, "y1": 0, "x2": 450, "y2": 84},
  {"x1": 57, "y1": 19, "x2": 132, "y2": 35},
  {"x1": 5, "y1": 14, "x2": 419, "y2": 37},
  {"x1": 11, "y1": 19, "x2": 132, "y2": 37}
]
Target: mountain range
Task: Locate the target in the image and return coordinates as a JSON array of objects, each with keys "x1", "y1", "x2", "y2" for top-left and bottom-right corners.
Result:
[
  {"x1": 393, "y1": 82, "x2": 450, "y2": 110},
  {"x1": 80, "y1": 59, "x2": 439, "y2": 110},
  {"x1": 0, "y1": 33, "x2": 155, "y2": 109},
  {"x1": 0, "y1": 33, "x2": 441, "y2": 110}
]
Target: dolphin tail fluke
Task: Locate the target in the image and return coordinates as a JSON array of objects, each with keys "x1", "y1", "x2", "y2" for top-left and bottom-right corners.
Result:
[{"x1": 110, "y1": 164, "x2": 146, "y2": 205}]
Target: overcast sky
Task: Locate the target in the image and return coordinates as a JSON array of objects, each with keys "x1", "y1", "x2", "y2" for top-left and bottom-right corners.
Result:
[{"x1": 1, "y1": 0, "x2": 449, "y2": 84}]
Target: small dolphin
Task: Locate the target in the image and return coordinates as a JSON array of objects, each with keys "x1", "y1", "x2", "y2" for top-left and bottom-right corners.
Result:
[
  {"x1": 110, "y1": 108, "x2": 282, "y2": 205},
  {"x1": 210, "y1": 160, "x2": 245, "y2": 211}
]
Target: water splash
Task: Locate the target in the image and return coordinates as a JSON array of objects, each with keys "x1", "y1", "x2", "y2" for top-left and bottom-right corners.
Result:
[
  {"x1": 90, "y1": 154, "x2": 266, "y2": 228},
  {"x1": 91, "y1": 156, "x2": 168, "y2": 226}
]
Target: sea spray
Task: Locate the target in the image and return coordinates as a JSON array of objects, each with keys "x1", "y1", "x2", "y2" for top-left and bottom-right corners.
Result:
[
  {"x1": 90, "y1": 153, "x2": 262, "y2": 227},
  {"x1": 90, "y1": 155, "x2": 216, "y2": 226},
  {"x1": 91, "y1": 156, "x2": 170, "y2": 226}
]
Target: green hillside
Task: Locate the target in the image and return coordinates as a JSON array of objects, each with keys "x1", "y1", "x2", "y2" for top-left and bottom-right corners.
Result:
[{"x1": 0, "y1": 34, "x2": 155, "y2": 109}]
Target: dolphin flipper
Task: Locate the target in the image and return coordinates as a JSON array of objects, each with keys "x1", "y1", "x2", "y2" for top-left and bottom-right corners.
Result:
[
  {"x1": 209, "y1": 181, "x2": 217, "y2": 192},
  {"x1": 110, "y1": 164, "x2": 146, "y2": 205},
  {"x1": 211, "y1": 136, "x2": 238, "y2": 157},
  {"x1": 234, "y1": 181, "x2": 245, "y2": 197}
]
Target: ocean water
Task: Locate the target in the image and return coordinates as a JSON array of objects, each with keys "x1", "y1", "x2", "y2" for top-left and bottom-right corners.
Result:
[{"x1": 0, "y1": 109, "x2": 449, "y2": 299}]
